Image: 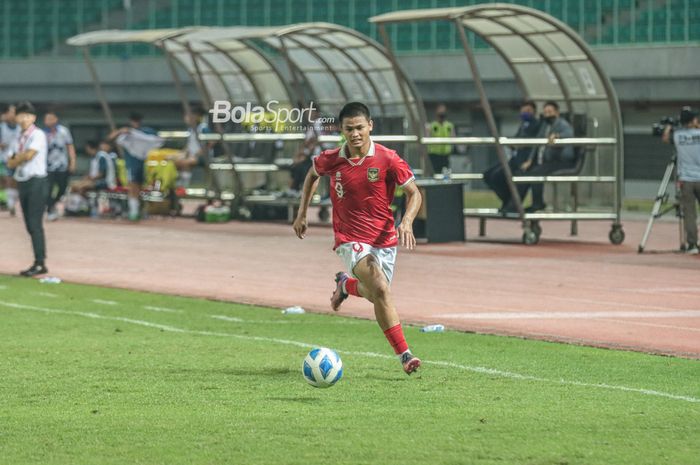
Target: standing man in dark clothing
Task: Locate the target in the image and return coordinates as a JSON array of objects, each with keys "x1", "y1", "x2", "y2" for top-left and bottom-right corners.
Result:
[
  {"x1": 512, "y1": 101, "x2": 575, "y2": 213},
  {"x1": 6, "y1": 102, "x2": 49, "y2": 276},
  {"x1": 483, "y1": 101, "x2": 540, "y2": 210},
  {"x1": 44, "y1": 109, "x2": 77, "y2": 221}
]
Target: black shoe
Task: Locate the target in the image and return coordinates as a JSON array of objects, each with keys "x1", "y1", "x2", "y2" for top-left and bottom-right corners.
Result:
[
  {"x1": 525, "y1": 203, "x2": 546, "y2": 213},
  {"x1": 20, "y1": 264, "x2": 48, "y2": 277}
]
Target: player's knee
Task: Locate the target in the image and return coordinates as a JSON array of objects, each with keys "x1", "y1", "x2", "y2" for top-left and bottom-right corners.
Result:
[{"x1": 372, "y1": 281, "x2": 391, "y2": 302}]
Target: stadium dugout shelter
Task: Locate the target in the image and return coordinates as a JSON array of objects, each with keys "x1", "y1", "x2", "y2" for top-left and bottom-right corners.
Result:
[
  {"x1": 371, "y1": 4, "x2": 625, "y2": 245},
  {"x1": 67, "y1": 23, "x2": 426, "y2": 217}
]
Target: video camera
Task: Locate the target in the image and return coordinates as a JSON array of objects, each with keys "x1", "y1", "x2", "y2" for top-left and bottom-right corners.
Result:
[{"x1": 651, "y1": 116, "x2": 678, "y2": 137}]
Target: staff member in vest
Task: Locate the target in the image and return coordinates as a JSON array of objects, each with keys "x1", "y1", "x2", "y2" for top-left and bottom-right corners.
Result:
[
  {"x1": 425, "y1": 104, "x2": 456, "y2": 175},
  {"x1": 6, "y1": 101, "x2": 49, "y2": 276},
  {"x1": 44, "y1": 109, "x2": 77, "y2": 221},
  {"x1": 663, "y1": 106, "x2": 700, "y2": 254}
]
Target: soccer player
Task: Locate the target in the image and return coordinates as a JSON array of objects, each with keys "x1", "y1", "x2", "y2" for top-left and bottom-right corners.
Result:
[
  {"x1": 7, "y1": 102, "x2": 49, "y2": 276},
  {"x1": 44, "y1": 109, "x2": 77, "y2": 221},
  {"x1": 108, "y1": 112, "x2": 161, "y2": 221},
  {"x1": 293, "y1": 102, "x2": 423, "y2": 375}
]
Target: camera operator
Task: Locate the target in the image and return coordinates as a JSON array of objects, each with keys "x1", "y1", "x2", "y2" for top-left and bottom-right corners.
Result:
[{"x1": 663, "y1": 107, "x2": 700, "y2": 254}]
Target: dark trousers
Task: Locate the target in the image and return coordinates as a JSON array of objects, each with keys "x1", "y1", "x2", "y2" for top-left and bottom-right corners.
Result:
[
  {"x1": 680, "y1": 181, "x2": 700, "y2": 246},
  {"x1": 483, "y1": 159, "x2": 521, "y2": 206},
  {"x1": 18, "y1": 176, "x2": 48, "y2": 265},
  {"x1": 517, "y1": 161, "x2": 575, "y2": 206},
  {"x1": 46, "y1": 170, "x2": 69, "y2": 212},
  {"x1": 429, "y1": 153, "x2": 450, "y2": 175}
]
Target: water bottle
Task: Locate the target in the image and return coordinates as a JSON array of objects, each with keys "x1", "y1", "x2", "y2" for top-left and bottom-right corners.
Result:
[
  {"x1": 420, "y1": 324, "x2": 445, "y2": 333},
  {"x1": 282, "y1": 306, "x2": 306, "y2": 314},
  {"x1": 441, "y1": 167, "x2": 452, "y2": 182}
]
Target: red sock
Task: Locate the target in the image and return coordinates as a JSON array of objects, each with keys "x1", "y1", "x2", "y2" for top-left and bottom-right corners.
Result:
[
  {"x1": 344, "y1": 278, "x2": 360, "y2": 297},
  {"x1": 383, "y1": 323, "x2": 409, "y2": 355}
]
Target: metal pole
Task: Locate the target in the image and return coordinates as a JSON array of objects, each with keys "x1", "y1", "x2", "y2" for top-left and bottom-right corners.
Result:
[
  {"x1": 82, "y1": 47, "x2": 116, "y2": 131},
  {"x1": 454, "y1": 19, "x2": 524, "y2": 217},
  {"x1": 163, "y1": 46, "x2": 191, "y2": 116},
  {"x1": 377, "y1": 23, "x2": 428, "y2": 176}
]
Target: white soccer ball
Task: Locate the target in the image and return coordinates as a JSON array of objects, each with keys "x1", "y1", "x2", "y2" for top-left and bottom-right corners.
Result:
[{"x1": 302, "y1": 347, "x2": 343, "y2": 388}]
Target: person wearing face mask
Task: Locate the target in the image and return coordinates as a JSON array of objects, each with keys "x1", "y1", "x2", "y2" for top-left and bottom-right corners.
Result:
[
  {"x1": 508, "y1": 101, "x2": 575, "y2": 213},
  {"x1": 483, "y1": 101, "x2": 540, "y2": 211},
  {"x1": 425, "y1": 103, "x2": 456, "y2": 175},
  {"x1": 6, "y1": 101, "x2": 49, "y2": 276}
]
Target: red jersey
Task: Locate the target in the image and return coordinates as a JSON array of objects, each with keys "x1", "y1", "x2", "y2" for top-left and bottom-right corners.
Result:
[{"x1": 312, "y1": 141, "x2": 415, "y2": 249}]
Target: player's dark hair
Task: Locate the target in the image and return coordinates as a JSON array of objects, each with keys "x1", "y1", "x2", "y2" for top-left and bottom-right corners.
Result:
[
  {"x1": 0, "y1": 103, "x2": 13, "y2": 114},
  {"x1": 191, "y1": 106, "x2": 205, "y2": 117},
  {"x1": 85, "y1": 140, "x2": 99, "y2": 150},
  {"x1": 522, "y1": 100, "x2": 537, "y2": 112},
  {"x1": 543, "y1": 100, "x2": 559, "y2": 111},
  {"x1": 15, "y1": 101, "x2": 37, "y2": 115},
  {"x1": 338, "y1": 102, "x2": 370, "y2": 124},
  {"x1": 128, "y1": 112, "x2": 143, "y2": 122}
]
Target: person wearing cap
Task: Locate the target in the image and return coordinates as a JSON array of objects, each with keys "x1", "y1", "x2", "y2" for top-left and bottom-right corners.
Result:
[
  {"x1": 6, "y1": 101, "x2": 49, "y2": 276},
  {"x1": 663, "y1": 106, "x2": 700, "y2": 254}
]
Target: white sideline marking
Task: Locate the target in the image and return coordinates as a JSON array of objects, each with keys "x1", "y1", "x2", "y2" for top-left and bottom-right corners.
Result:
[
  {"x1": 144, "y1": 305, "x2": 182, "y2": 314},
  {"x1": 1, "y1": 300, "x2": 699, "y2": 404},
  {"x1": 437, "y1": 310, "x2": 700, "y2": 320},
  {"x1": 36, "y1": 292, "x2": 58, "y2": 298},
  {"x1": 92, "y1": 299, "x2": 117, "y2": 306},
  {"x1": 210, "y1": 315, "x2": 244, "y2": 323}
]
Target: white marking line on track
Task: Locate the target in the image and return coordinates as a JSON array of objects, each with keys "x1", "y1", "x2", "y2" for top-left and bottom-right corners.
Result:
[
  {"x1": 436, "y1": 310, "x2": 700, "y2": 320},
  {"x1": 2, "y1": 300, "x2": 698, "y2": 405},
  {"x1": 92, "y1": 299, "x2": 117, "y2": 306},
  {"x1": 595, "y1": 318, "x2": 700, "y2": 333},
  {"x1": 144, "y1": 305, "x2": 182, "y2": 314}
]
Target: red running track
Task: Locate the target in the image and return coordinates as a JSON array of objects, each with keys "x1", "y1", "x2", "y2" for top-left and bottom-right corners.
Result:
[{"x1": 1, "y1": 210, "x2": 698, "y2": 358}]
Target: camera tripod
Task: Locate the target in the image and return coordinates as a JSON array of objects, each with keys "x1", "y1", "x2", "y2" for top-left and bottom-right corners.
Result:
[{"x1": 638, "y1": 154, "x2": 686, "y2": 253}]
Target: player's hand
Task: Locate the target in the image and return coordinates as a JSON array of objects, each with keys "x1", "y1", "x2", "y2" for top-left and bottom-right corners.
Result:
[
  {"x1": 398, "y1": 221, "x2": 416, "y2": 250},
  {"x1": 520, "y1": 159, "x2": 532, "y2": 171},
  {"x1": 293, "y1": 215, "x2": 308, "y2": 239},
  {"x1": 547, "y1": 133, "x2": 558, "y2": 145}
]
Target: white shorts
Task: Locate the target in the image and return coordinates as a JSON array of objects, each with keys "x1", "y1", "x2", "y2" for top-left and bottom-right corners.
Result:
[{"x1": 335, "y1": 242, "x2": 397, "y2": 284}]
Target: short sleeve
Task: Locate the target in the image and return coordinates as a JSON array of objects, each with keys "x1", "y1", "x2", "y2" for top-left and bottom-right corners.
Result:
[
  {"x1": 312, "y1": 153, "x2": 329, "y2": 176},
  {"x1": 63, "y1": 126, "x2": 74, "y2": 145},
  {"x1": 389, "y1": 153, "x2": 415, "y2": 187},
  {"x1": 28, "y1": 131, "x2": 47, "y2": 155}
]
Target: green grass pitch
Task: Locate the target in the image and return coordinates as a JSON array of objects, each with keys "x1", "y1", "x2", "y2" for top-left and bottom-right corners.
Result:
[{"x1": 1, "y1": 275, "x2": 698, "y2": 465}]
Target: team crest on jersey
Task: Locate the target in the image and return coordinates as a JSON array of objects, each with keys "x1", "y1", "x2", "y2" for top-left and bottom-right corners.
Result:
[{"x1": 367, "y1": 168, "x2": 380, "y2": 182}]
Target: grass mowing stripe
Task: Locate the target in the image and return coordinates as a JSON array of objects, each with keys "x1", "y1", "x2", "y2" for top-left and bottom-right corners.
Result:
[
  {"x1": 3, "y1": 299, "x2": 698, "y2": 405},
  {"x1": 92, "y1": 299, "x2": 118, "y2": 306}
]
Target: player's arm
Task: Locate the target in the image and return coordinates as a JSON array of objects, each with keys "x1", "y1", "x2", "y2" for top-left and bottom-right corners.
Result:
[
  {"x1": 67, "y1": 143, "x2": 77, "y2": 173},
  {"x1": 7, "y1": 149, "x2": 37, "y2": 169},
  {"x1": 292, "y1": 168, "x2": 320, "y2": 239},
  {"x1": 662, "y1": 125, "x2": 673, "y2": 144},
  {"x1": 397, "y1": 180, "x2": 421, "y2": 250}
]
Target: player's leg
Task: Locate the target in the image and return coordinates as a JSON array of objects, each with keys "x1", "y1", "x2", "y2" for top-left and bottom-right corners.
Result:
[{"x1": 352, "y1": 253, "x2": 421, "y2": 374}]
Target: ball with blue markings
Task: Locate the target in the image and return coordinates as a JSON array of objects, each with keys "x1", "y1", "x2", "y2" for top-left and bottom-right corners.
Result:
[{"x1": 302, "y1": 348, "x2": 343, "y2": 388}]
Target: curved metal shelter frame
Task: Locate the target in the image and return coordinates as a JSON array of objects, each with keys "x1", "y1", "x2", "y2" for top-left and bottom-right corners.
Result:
[
  {"x1": 371, "y1": 4, "x2": 625, "y2": 244},
  {"x1": 67, "y1": 23, "x2": 423, "y2": 131},
  {"x1": 68, "y1": 23, "x2": 426, "y2": 207}
]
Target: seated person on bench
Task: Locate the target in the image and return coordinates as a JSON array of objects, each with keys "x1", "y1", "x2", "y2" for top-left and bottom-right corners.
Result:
[
  {"x1": 483, "y1": 100, "x2": 540, "y2": 211},
  {"x1": 70, "y1": 140, "x2": 117, "y2": 195},
  {"x1": 509, "y1": 101, "x2": 575, "y2": 213},
  {"x1": 171, "y1": 107, "x2": 212, "y2": 187}
]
